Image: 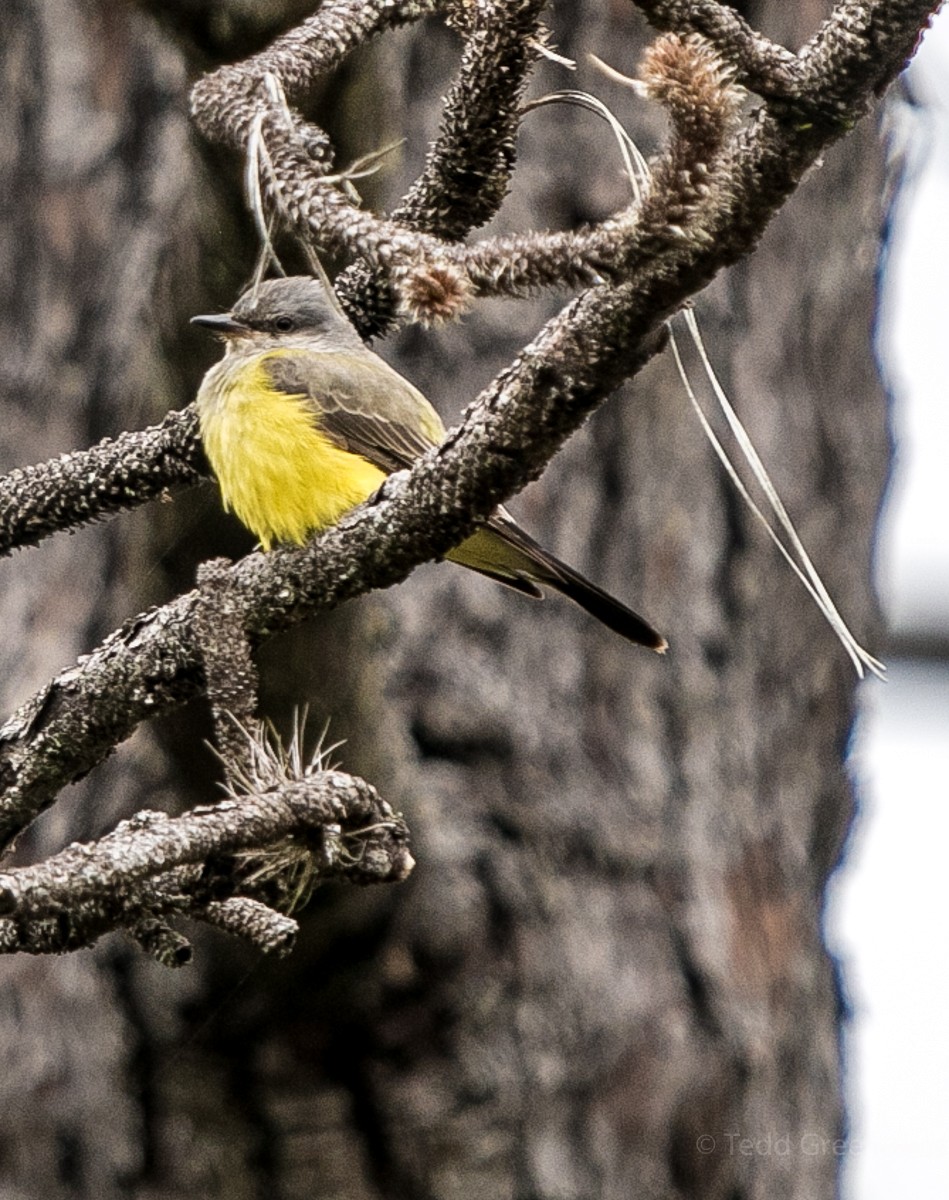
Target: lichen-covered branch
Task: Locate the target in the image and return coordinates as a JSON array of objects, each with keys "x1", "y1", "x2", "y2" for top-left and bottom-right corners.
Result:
[
  {"x1": 637, "y1": 0, "x2": 940, "y2": 116},
  {"x1": 0, "y1": 0, "x2": 940, "y2": 960},
  {"x1": 0, "y1": 407, "x2": 204, "y2": 557},
  {"x1": 796, "y1": 0, "x2": 939, "y2": 118},
  {"x1": 634, "y1": 0, "x2": 803, "y2": 95},
  {"x1": 194, "y1": 557, "x2": 262, "y2": 783},
  {"x1": 198, "y1": 898, "x2": 299, "y2": 956},
  {"x1": 0, "y1": 771, "x2": 412, "y2": 961},
  {"x1": 393, "y1": 0, "x2": 548, "y2": 238},
  {"x1": 190, "y1": 0, "x2": 447, "y2": 150}
]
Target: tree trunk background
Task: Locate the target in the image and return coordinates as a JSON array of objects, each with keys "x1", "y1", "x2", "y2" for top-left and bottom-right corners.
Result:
[{"x1": 0, "y1": 3, "x2": 888, "y2": 1198}]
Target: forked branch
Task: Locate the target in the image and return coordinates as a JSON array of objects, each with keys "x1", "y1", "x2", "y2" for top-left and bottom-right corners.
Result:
[{"x1": 0, "y1": 0, "x2": 940, "y2": 960}]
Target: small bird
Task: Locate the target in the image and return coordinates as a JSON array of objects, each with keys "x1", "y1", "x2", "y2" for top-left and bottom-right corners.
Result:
[{"x1": 192, "y1": 276, "x2": 666, "y2": 651}]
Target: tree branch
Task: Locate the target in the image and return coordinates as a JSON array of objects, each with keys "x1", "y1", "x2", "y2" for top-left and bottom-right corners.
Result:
[
  {"x1": 0, "y1": 2, "x2": 938, "y2": 846},
  {"x1": 190, "y1": 0, "x2": 448, "y2": 151},
  {"x1": 634, "y1": 0, "x2": 938, "y2": 114},
  {"x1": 194, "y1": 557, "x2": 263, "y2": 784},
  {"x1": 395, "y1": 0, "x2": 549, "y2": 237},
  {"x1": 0, "y1": 407, "x2": 203, "y2": 557},
  {"x1": 0, "y1": 0, "x2": 939, "y2": 958},
  {"x1": 0, "y1": 771, "x2": 412, "y2": 958},
  {"x1": 634, "y1": 0, "x2": 803, "y2": 95}
]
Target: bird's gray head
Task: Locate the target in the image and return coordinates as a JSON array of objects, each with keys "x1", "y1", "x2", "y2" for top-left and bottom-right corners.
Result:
[{"x1": 191, "y1": 276, "x2": 364, "y2": 352}]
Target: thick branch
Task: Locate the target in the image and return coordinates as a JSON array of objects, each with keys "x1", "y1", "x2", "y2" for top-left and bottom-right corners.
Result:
[
  {"x1": 0, "y1": 772, "x2": 412, "y2": 958},
  {"x1": 634, "y1": 0, "x2": 802, "y2": 94},
  {"x1": 190, "y1": 0, "x2": 446, "y2": 150},
  {"x1": 0, "y1": 772, "x2": 402, "y2": 915},
  {"x1": 0, "y1": 1, "x2": 937, "y2": 848},
  {"x1": 796, "y1": 0, "x2": 942, "y2": 116},
  {"x1": 393, "y1": 0, "x2": 547, "y2": 237},
  {"x1": 635, "y1": 0, "x2": 942, "y2": 116},
  {"x1": 0, "y1": 407, "x2": 204, "y2": 557}
]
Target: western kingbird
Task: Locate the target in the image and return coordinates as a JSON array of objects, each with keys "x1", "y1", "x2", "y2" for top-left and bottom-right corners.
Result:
[{"x1": 192, "y1": 276, "x2": 666, "y2": 651}]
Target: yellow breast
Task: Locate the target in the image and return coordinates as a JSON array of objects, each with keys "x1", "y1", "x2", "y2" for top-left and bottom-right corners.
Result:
[{"x1": 197, "y1": 354, "x2": 386, "y2": 550}]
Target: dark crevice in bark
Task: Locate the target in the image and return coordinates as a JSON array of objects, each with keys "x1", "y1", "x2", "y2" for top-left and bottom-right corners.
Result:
[
  {"x1": 409, "y1": 715, "x2": 515, "y2": 765},
  {"x1": 473, "y1": 845, "x2": 518, "y2": 954},
  {"x1": 670, "y1": 926, "x2": 721, "y2": 1038},
  {"x1": 223, "y1": 1037, "x2": 281, "y2": 1200},
  {"x1": 329, "y1": 1034, "x2": 418, "y2": 1200},
  {"x1": 105, "y1": 948, "x2": 155, "y2": 1191}
]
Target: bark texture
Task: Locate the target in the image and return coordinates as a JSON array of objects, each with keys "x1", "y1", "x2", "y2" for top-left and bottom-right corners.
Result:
[{"x1": 0, "y1": 2, "x2": 894, "y2": 1198}]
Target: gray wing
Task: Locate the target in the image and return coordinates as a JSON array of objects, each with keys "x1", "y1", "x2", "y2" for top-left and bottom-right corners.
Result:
[
  {"x1": 266, "y1": 349, "x2": 550, "y2": 601},
  {"x1": 264, "y1": 349, "x2": 444, "y2": 474}
]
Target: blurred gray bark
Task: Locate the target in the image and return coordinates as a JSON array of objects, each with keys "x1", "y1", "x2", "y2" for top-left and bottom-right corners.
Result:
[{"x1": 0, "y1": 2, "x2": 892, "y2": 1198}]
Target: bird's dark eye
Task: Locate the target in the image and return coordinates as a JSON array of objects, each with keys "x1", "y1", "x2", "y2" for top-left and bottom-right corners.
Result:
[{"x1": 273, "y1": 315, "x2": 295, "y2": 332}]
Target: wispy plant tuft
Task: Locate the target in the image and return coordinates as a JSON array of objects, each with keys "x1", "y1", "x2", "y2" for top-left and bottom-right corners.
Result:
[
  {"x1": 586, "y1": 48, "x2": 883, "y2": 677},
  {"x1": 220, "y1": 713, "x2": 345, "y2": 913}
]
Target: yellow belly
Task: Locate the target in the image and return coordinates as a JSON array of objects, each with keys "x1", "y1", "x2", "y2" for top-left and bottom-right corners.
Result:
[{"x1": 197, "y1": 357, "x2": 386, "y2": 550}]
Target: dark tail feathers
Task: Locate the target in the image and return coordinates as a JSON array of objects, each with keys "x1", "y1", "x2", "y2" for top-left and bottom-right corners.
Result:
[
  {"x1": 536, "y1": 551, "x2": 668, "y2": 652},
  {"x1": 489, "y1": 515, "x2": 667, "y2": 653}
]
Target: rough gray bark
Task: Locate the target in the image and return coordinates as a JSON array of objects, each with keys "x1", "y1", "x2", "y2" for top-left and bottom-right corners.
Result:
[
  {"x1": 358, "y1": 8, "x2": 888, "y2": 1197},
  {"x1": 0, "y1": 1, "x2": 913, "y2": 1198},
  {"x1": 0, "y1": 2, "x2": 199, "y2": 1190}
]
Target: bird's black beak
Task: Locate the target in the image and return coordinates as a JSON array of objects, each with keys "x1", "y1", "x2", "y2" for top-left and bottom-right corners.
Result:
[{"x1": 190, "y1": 312, "x2": 246, "y2": 336}]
